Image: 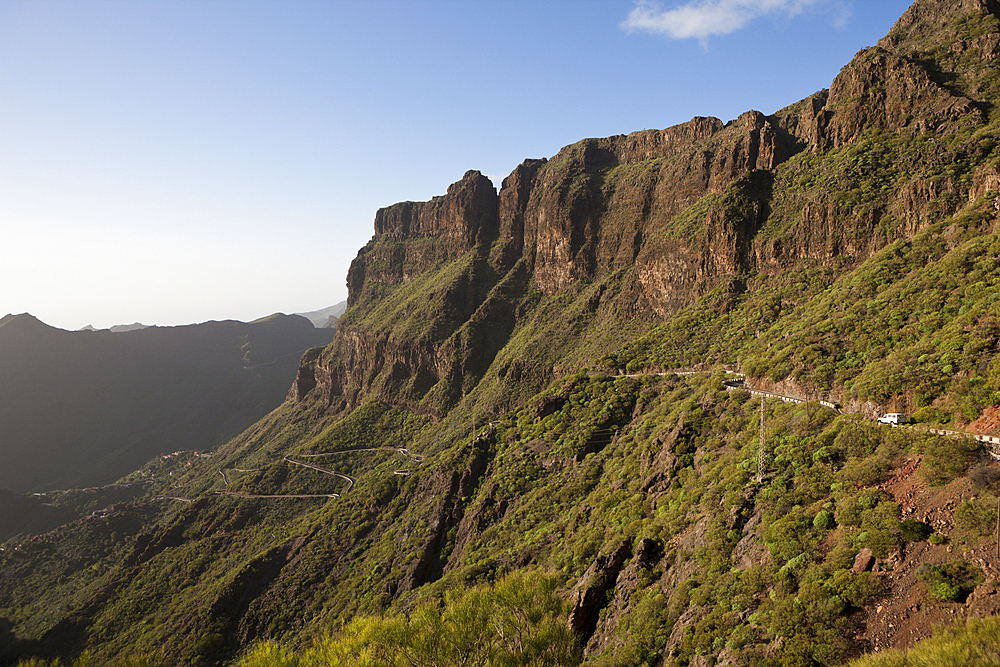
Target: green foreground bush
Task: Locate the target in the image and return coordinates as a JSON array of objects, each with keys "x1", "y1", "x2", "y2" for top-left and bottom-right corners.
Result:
[
  {"x1": 11, "y1": 573, "x2": 576, "y2": 667},
  {"x1": 845, "y1": 614, "x2": 1000, "y2": 667},
  {"x1": 235, "y1": 571, "x2": 580, "y2": 667}
]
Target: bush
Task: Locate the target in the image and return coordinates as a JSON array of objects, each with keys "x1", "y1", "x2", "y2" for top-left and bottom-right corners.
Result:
[
  {"x1": 955, "y1": 497, "x2": 998, "y2": 539},
  {"x1": 813, "y1": 510, "x2": 836, "y2": 530},
  {"x1": 910, "y1": 406, "x2": 949, "y2": 425},
  {"x1": 917, "y1": 560, "x2": 983, "y2": 602},
  {"x1": 929, "y1": 580, "x2": 963, "y2": 602},
  {"x1": 838, "y1": 456, "x2": 888, "y2": 489},
  {"x1": 829, "y1": 570, "x2": 883, "y2": 608},
  {"x1": 970, "y1": 465, "x2": 1000, "y2": 493},
  {"x1": 764, "y1": 509, "x2": 817, "y2": 562},
  {"x1": 236, "y1": 641, "x2": 301, "y2": 667},
  {"x1": 299, "y1": 571, "x2": 581, "y2": 667},
  {"x1": 836, "y1": 490, "x2": 890, "y2": 527},
  {"x1": 899, "y1": 519, "x2": 933, "y2": 542},
  {"x1": 920, "y1": 436, "x2": 980, "y2": 485}
]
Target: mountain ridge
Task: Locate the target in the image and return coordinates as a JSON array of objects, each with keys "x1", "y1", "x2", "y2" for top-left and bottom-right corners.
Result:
[
  {"x1": 306, "y1": 20, "x2": 991, "y2": 423},
  {"x1": 0, "y1": 312, "x2": 336, "y2": 494},
  {"x1": 6, "y1": 0, "x2": 1000, "y2": 665}
]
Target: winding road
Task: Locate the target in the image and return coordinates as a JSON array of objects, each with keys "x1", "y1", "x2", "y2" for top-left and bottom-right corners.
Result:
[
  {"x1": 166, "y1": 367, "x2": 1000, "y2": 506},
  {"x1": 208, "y1": 455, "x2": 357, "y2": 502},
  {"x1": 283, "y1": 456, "x2": 355, "y2": 492},
  {"x1": 215, "y1": 491, "x2": 340, "y2": 499}
]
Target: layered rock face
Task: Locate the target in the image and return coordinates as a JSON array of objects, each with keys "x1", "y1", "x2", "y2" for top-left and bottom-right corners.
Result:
[
  {"x1": 295, "y1": 0, "x2": 998, "y2": 417},
  {"x1": 517, "y1": 111, "x2": 792, "y2": 301},
  {"x1": 346, "y1": 171, "x2": 500, "y2": 301},
  {"x1": 374, "y1": 170, "x2": 499, "y2": 244}
]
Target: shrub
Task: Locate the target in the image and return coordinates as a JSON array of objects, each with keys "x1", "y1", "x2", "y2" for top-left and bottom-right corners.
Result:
[
  {"x1": 833, "y1": 422, "x2": 881, "y2": 459},
  {"x1": 836, "y1": 490, "x2": 890, "y2": 527},
  {"x1": 838, "y1": 456, "x2": 888, "y2": 489},
  {"x1": 830, "y1": 570, "x2": 883, "y2": 608},
  {"x1": 955, "y1": 497, "x2": 998, "y2": 539},
  {"x1": 236, "y1": 641, "x2": 301, "y2": 667},
  {"x1": 301, "y1": 571, "x2": 580, "y2": 667},
  {"x1": 764, "y1": 509, "x2": 818, "y2": 562},
  {"x1": 929, "y1": 580, "x2": 962, "y2": 602},
  {"x1": 920, "y1": 436, "x2": 980, "y2": 485},
  {"x1": 917, "y1": 560, "x2": 983, "y2": 602},
  {"x1": 899, "y1": 519, "x2": 933, "y2": 542},
  {"x1": 837, "y1": 499, "x2": 901, "y2": 558},
  {"x1": 970, "y1": 465, "x2": 1000, "y2": 493},
  {"x1": 813, "y1": 510, "x2": 836, "y2": 530},
  {"x1": 910, "y1": 406, "x2": 949, "y2": 425}
]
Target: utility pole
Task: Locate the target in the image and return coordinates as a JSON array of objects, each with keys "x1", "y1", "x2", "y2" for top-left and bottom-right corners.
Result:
[{"x1": 757, "y1": 396, "x2": 766, "y2": 481}]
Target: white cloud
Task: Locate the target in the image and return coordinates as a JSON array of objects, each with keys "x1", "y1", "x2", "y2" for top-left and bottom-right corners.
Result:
[
  {"x1": 621, "y1": 0, "x2": 822, "y2": 41},
  {"x1": 830, "y1": 1, "x2": 853, "y2": 30}
]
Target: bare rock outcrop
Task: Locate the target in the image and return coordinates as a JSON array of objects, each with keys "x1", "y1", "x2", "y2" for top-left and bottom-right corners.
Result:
[
  {"x1": 374, "y1": 169, "x2": 499, "y2": 245},
  {"x1": 568, "y1": 539, "x2": 633, "y2": 643},
  {"x1": 347, "y1": 170, "x2": 499, "y2": 301},
  {"x1": 584, "y1": 537, "x2": 664, "y2": 657}
]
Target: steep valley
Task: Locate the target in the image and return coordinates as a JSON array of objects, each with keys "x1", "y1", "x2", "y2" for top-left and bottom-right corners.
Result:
[
  {"x1": 0, "y1": 313, "x2": 337, "y2": 496},
  {"x1": 7, "y1": 0, "x2": 1000, "y2": 665}
]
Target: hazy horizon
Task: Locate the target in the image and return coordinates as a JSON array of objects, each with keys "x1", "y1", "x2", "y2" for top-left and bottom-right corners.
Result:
[{"x1": 2, "y1": 300, "x2": 348, "y2": 332}]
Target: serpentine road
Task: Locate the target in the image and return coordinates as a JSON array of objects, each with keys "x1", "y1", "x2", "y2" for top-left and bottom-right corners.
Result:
[
  {"x1": 283, "y1": 456, "x2": 355, "y2": 492},
  {"x1": 169, "y1": 369, "x2": 1000, "y2": 505},
  {"x1": 215, "y1": 491, "x2": 340, "y2": 499},
  {"x1": 206, "y1": 455, "x2": 357, "y2": 503}
]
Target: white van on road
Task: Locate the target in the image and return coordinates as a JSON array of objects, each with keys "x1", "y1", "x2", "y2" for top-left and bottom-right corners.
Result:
[{"x1": 877, "y1": 413, "x2": 908, "y2": 425}]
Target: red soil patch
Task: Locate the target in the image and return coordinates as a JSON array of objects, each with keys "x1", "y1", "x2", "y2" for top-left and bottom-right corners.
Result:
[{"x1": 857, "y1": 456, "x2": 1000, "y2": 653}]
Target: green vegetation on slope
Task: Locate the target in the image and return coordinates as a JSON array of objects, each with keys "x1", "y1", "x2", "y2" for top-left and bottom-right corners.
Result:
[
  {"x1": 11, "y1": 4, "x2": 1000, "y2": 667},
  {"x1": 600, "y1": 193, "x2": 1000, "y2": 425},
  {"x1": 233, "y1": 572, "x2": 578, "y2": 667}
]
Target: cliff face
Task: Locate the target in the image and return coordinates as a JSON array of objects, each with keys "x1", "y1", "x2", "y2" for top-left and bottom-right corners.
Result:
[
  {"x1": 517, "y1": 111, "x2": 792, "y2": 301},
  {"x1": 346, "y1": 172, "x2": 500, "y2": 301},
  {"x1": 13, "y1": 3, "x2": 1000, "y2": 666},
  {"x1": 294, "y1": 0, "x2": 1000, "y2": 419},
  {"x1": 299, "y1": 113, "x2": 803, "y2": 414}
]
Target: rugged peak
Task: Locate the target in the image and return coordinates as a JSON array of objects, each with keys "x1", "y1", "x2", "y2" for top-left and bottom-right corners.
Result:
[
  {"x1": 373, "y1": 170, "x2": 499, "y2": 247},
  {"x1": 346, "y1": 170, "x2": 501, "y2": 307},
  {"x1": 815, "y1": 0, "x2": 998, "y2": 149},
  {"x1": 879, "y1": 0, "x2": 1000, "y2": 51},
  {"x1": 772, "y1": 91, "x2": 829, "y2": 152},
  {"x1": 733, "y1": 109, "x2": 766, "y2": 127},
  {"x1": 449, "y1": 169, "x2": 493, "y2": 195}
]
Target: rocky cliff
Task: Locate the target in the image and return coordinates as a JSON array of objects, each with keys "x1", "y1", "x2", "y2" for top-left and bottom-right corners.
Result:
[
  {"x1": 297, "y1": 0, "x2": 995, "y2": 419},
  {"x1": 9, "y1": 2, "x2": 1000, "y2": 666}
]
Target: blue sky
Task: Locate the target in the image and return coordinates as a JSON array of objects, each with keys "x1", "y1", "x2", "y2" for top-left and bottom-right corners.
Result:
[{"x1": 1, "y1": 0, "x2": 911, "y2": 330}]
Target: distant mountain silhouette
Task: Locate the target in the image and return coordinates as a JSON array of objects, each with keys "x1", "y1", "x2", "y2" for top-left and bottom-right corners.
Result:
[
  {"x1": 0, "y1": 313, "x2": 335, "y2": 493},
  {"x1": 108, "y1": 322, "x2": 149, "y2": 333},
  {"x1": 79, "y1": 322, "x2": 149, "y2": 332},
  {"x1": 296, "y1": 301, "x2": 347, "y2": 328}
]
